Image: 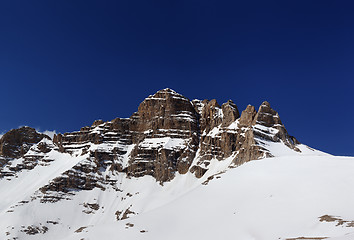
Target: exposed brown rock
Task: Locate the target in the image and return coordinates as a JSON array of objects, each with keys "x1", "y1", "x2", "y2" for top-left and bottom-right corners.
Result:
[
  {"x1": 127, "y1": 88, "x2": 200, "y2": 182},
  {"x1": 233, "y1": 129, "x2": 271, "y2": 165},
  {"x1": 319, "y1": 215, "x2": 354, "y2": 227},
  {"x1": 193, "y1": 100, "x2": 301, "y2": 169},
  {"x1": 75, "y1": 226, "x2": 88, "y2": 233},
  {"x1": 21, "y1": 225, "x2": 48, "y2": 235},
  {"x1": 92, "y1": 119, "x2": 104, "y2": 127},
  {"x1": 116, "y1": 206, "x2": 136, "y2": 220},
  {"x1": 253, "y1": 101, "x2": 300, "y2": 152},
  {"x1": 221, "y1": 100, "x2": 240, "y2": 127},
  {"x1": 130, "y1": 88, "x2": 198, "y2": 133},
  {"x1": 2, "y1": 89, "x2": 302, "y2": 197},
  {"x1": 194, "y1": 99, "x2": 239, "y2": 165},
  {"x1": 0, "y1": 127, "x2": 47, "y2": 158},
  {"x1": 239, "y1": 105, "x2": 257, "y2": 126},
  {"x1": 190, "y1": 165, "x2": 207, "y2": 178},
  {"x1": 200, "y1": 99, "x2": 222, "y2": 133},
  {"x1": 253, "y1": 101, "x2": 281, "y2": 127}
]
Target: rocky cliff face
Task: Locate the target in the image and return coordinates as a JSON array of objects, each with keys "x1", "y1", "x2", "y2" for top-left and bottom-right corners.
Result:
[
  {"x1": 0, "y1": 88, "x2": 300, "y2": 191},
  {"x1": 0, "y1": 127, "x2": 52, "y2": 179},
  {"x1": 0, "y1": 127, "x2": 47, "y2": 158},
  {"x1": 0, "y1": 89, "x2": 308, "y2": 240}
]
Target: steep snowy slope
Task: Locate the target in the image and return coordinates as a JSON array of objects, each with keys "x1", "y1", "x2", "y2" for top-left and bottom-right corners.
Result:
[
  {"x1": 0, "y1": 89, "x2": 353, "y2": 240},
  {"x1": 3, "y1": 152, "x2": 354, "y2": 240},
  {"x1": 67, "y1": 154, "x2": 354, "y2": 240}
]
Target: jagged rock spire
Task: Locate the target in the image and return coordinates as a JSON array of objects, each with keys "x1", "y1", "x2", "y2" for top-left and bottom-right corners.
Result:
[
  {"x1": 239, "y1": 105, "x2": 257, "y2": 126},
  {"x1": 221, "y1": 100, "x2": 240, "y2": 127},
  {"x1": 253, "y1": 101, "x2": 282, "y2": 127}
]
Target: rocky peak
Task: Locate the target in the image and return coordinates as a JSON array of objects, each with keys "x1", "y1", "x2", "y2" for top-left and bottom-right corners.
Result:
[
  {"x1": 92, "y1": 119, "x2": 104, "y2": 127},
  {"x1": 249, "y1": 101, "x2": 300, "y2": 153},
  {"x1": 221, "y1": 100, "x2": 240, "y2": 127},
  {"x1": 127, "y1": 89, "x2": 200, "y2": 182},
  {"x1": 0, "y1": 90, "x2": 302, "y2": 187},
  {"x1": 132, "y1": 88, "x2": 197, "y2": 133},
  {"x1": 253, "y1": 101, "x2": 282, "y2": 127},
  {"x1": 0, "y1": 127, "x2": 47, "y2": 158},
  {"x1": 239, "y1": 105, "x2": 257, "y2": 126}
]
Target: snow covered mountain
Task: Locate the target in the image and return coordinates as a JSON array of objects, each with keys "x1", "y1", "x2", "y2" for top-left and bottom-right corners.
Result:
[{"x1": 0, "y1": 88, "x2": 353, "y2": 240}]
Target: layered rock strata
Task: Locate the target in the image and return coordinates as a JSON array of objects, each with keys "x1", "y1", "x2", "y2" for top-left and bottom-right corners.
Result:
[
  {"x1": 0, "y1": 127, "x2": 51, "y2": 178},
  {"x1": 0, "y1": 89, "x2": 300, "y2": 196}
]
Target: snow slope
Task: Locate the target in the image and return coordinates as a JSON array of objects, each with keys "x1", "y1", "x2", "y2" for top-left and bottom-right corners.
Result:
[
  {"x1": 67, "y1": 154, "x2": 354, "y2": 240},
  {"x1": 1, "y1": 149, "x2": 354, "y2": 240}
]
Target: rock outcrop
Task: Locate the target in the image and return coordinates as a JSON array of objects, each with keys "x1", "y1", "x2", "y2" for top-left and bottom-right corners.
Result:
[
  {"x1": 0, "y1": 127, "x2": 54, "y2": 179},
  {"x1": 0, "y1": 127, "x2": 47, "y2": 158},
  {"x1": 0, "y1": 88, "x2": 300, "y2": 190},
  {"x1": 127, "y1": 88, "x2": 200, "y2": 182}
]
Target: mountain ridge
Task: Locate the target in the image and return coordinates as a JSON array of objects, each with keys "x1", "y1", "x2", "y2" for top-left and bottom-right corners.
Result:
[
  {"x1": 2, "y1": 89, "x2": 351, "y2": 240},
  {"x1": 1, "y1": 88, "x2": 301, "y2": 184}
]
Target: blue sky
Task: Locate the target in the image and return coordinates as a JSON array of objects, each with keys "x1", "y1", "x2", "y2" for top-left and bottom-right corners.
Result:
[{"x1": 0, "y1": 0, "x2": 353, "y2": 156}]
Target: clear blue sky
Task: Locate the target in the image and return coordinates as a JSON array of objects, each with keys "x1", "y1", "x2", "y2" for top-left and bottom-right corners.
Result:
[{"x1": 1, "y1": 1, "x2": 353, "y2": 156}]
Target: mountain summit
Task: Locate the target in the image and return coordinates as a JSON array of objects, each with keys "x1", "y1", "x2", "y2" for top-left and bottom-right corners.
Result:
[
  {"x1": 1, "y1": 89, "x2": 353, "y2": 240},
  {"x1": 2, "y1": 88, "x2": 300, "y2": 183}
]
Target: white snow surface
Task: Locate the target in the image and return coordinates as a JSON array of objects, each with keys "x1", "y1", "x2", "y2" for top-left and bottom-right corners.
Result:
[
  {"x1": 139, "y1": 137, "x2": 187, "y2": 150},
  {"x1": 66, "y1": 155, "x2": 354, "y2": 240},
  {"x1": 74, "y1": 156, "x2": 354, "y2": 240},
  {"x1": 0, "y1": 151, "x2": 87, "y2": 212},
  {"x1": 1, "y1": 151, "x2": 354, "y2": 240}
]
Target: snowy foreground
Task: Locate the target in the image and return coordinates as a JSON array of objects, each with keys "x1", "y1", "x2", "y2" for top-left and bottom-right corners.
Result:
[{"x1": 1, "y1": 144, "x2": 354, "y2": 240}]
